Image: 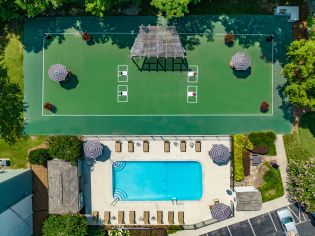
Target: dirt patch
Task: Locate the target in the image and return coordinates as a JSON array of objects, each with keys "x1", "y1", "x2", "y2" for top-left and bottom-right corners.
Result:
[{"x1": 32, "y1": 164, "x2": 49, "y2": 236}]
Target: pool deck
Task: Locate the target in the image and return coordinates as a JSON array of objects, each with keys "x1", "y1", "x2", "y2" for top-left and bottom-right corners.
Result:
[{"x1": 84, "y1": 136, "x2": 232, "y2": 225}]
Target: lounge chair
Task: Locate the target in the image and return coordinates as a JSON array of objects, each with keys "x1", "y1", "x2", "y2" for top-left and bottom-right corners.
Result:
[
  {"x1": 143, "y1": 140, "x2": 149, "y2": 152},
  {"x1": 92, "y1": 211, "x2": 99, "y2": 224},
  {"x1": 168, "y1": 211, "x2": 174, "y2": 225},
  {"x1": 180, "y1": 141, "x2": 186, "y2": 152},
  {"x1": 104, "y1": 211, "x2": 110, "y2": 224},
  {"x1": 195, "y1": 141, "x2": 201, "y2": 152},
  {"x1": 157, "y1": 211, "x2": 163, "y2": 224},
  {"x1": 128, "y1": 141, "x2": 134, "y2": 152},
  {"x1": 129, "y1": 211, "x2": 135, "y2": 224},
  {"x1": 164, "y1": 141, "x2": 170, "y2": 152},
  {"x1": 178, "y1": 211, "x2": 185, "y2": 225},
  {"x1": 214, "y1": 199, "x2": 220, "y2": 205},
  {"x1": 115, "y1": 141, "x2": 121, "y2": 152},
  {"x1": 118, "y1": 211, "x2": 124, "y2": 224},
  {"x1": 144, "y1": 211, "x2": 150, "y2": 224}
]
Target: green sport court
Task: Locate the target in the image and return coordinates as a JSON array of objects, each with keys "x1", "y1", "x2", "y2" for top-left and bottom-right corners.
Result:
[{"x1": 24, "y1": 16, "x2": 292, "y2": 135}]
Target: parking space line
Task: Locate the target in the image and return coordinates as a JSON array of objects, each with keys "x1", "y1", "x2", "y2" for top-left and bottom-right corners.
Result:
[
  {"x1": 268, "y1": 212, "x2": 278, "y2": 231},
  {"x1": 287, "y1": 206, "x2": 301, "y2": 223},
  {"x1": 226, "y1": 226, "x2": 233, "y2": 236},
  {"x1": 248, "y1": 219, "x2": 256, "y2": 236}
]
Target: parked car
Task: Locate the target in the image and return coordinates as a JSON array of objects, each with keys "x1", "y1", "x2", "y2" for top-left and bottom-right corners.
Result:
[{"x1": 277, "y1": 208, "x2": 299, "y2": 236}]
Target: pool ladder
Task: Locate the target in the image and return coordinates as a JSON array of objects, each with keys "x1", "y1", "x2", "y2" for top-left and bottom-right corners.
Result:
[
  {"x1": 172, "y1": 197, "x2": 177, "y2": 205},
  {"x1": 111, "y1": 197, "x2": 119, "y2": 206}
]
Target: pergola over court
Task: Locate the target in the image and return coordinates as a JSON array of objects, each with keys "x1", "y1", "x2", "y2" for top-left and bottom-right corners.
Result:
[{"x1": 131, "y1": 25, "x2": 187, "y2": 72}]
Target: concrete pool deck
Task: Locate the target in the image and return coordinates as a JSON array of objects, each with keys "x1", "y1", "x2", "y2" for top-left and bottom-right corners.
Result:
[{"x1": 83, "y1": 136, "x2": 232, "y2": 225}]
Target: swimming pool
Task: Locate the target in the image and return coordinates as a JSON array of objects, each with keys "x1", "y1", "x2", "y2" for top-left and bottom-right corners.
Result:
[{"x1": 112, "y1": 161, "x2": 202, "y2": 201}]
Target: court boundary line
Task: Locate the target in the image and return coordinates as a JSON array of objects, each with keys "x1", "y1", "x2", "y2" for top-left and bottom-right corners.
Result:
[
  {"x1": 117, "y1": 85, "x2": 128, "y2": 102},
  {"x1": 187, "y1": 65, "x2": 198, "y2": 83},
  {"x1": 41, "y1": 33, "x2": 274, "y2": 117},
  {"x1": 117, "y1": 65, "x2": 128, "y2": 82},
  {"x1": 187, "y1": 86, "x2": 198, "y2": 104}
]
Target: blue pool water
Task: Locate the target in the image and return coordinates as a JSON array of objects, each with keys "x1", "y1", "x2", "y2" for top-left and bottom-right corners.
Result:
[{"x1": 112, "y1": 161, "x2": 202, "y2": 201}]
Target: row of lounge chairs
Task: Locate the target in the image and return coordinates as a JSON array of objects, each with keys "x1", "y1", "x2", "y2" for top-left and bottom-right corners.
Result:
[
  {"x1": 100, "y1": 210, "x2": 184, "y2": 225},
  {"x1": 115, "y1": 140, "x2": 202, "y2": 152}
]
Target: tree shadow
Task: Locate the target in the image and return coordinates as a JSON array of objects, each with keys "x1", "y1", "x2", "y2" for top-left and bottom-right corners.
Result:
[
  {"x1": 277, "y1": 83, "x2": 293, "y2": 123},
  {"x1": 59, "y1": 74, "x2": 79, "y2": 90},
  {"x1": 299, "y1": 111, "x2": 315, "y2": 137},
  {"x1": 233, "y1": 68, "x2": 251, "y2": 79}
]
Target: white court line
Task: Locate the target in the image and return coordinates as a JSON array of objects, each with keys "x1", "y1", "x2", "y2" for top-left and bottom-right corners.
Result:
[
  {"x1": 226, "y1": 226, "x2": 233, "y2": 236},
  {"x1": 117, "y1": 85, "x2": 128, "y2": 103},
  {"x1": 117, "y1": 65, "x2": 128, "y2": 82},
  {"x1": 271, "y1": 39, "x2": 274, "y2": 115},
  {"x1": 248, "y1": 219, "x2": 257, "y2": 236},
  {"x1": 41, "y1": 37, "x2": 45, "y2": 116},
  {"x1": 187, "y1": 86, "x2": 198, "y2": 104},
  {"x1": 187, "y1": 65, "x2": 198, "y2": 83},
  {"x1": 268, "y1": 212, "x2": 278, "y2": 231}
]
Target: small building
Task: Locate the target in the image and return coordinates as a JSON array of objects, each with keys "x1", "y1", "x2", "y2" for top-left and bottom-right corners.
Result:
[
  {"x1": 48, "y1": 159, "x2": 84, "y2": 214},
  {"x1": 235, "y1": 186, "x2": 262, "y2": 211},
  {"x1": 0, "y1": 169, "x2": 33, "y2": 236},
  {"x1": 274, "y1": 6, "x2": 299, "y2": 22}
]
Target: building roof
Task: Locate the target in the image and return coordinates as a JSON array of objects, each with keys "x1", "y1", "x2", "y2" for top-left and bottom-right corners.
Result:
[
  {"x1": 236, "y1": 191, "x2": 262, "y2": 211},
  {"x1": 48, "y1": 160, "x2": 80, "y2": 214},
  {"x1": 131, "y1": 25, "x2": 185, "y2": 58}
]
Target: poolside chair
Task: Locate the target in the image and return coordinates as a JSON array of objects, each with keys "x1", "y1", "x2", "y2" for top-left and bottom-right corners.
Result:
[
  {"x1": 104, "y1": 211, "x2": 110, "y2": 224},
  {"x1": 92, "y1": 211, "x2": 99, "y2": 224},
  {"x1": 164, "y1": 140, "x2": 170, "y2": 152},
  {"x1": 129, "y1": 211, "x2": 135, "y2": 224},
  {"x1": 143, "y1": 140, "x2": 149, "y2": 152},
  {"x1": 168, "y1": 211, "x2": 174, "y2": 225},
  {"x1": 180, "y1": 141, "x2": 186, "y2": 152},
  {"x1": 118, "y1": 211, "x2": 124, "y2": 224},
  {"x1": 157, "y1": 211, "x2": 163, "y2": 224},
  {"x1": 115, "y1": 141, "x2": 121, "y2": 152},
  {"x1": 178, "y1": 211, "x2": 185, "y2": 225},
  {"x1": 144, "y1": 211, "x2": 150, "y2": 224},
  {"x1": 214, "y1": 199, "x2": 220, "y2": 205},
  {"x1": 195, "y1": 141, "x2": 201, "y2": 152},
  {"x1": 128, "y1": 141, "x2": 134, "y2": 152}
]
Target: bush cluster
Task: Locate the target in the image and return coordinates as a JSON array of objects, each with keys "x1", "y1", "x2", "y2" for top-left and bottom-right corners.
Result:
[
  {"x1": 248, "y1": 132, "x2": 276, "y2": 155},
  {"x1": 28, "y1": 148, "x2": 51, "y2": 166}
]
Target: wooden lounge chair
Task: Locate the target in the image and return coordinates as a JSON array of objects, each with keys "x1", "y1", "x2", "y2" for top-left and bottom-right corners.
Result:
[
  {"x1": 128, "y1": 141, "x2": 134, "y2": 152},
  {"x1": 180, "y1": 141, "x2": 186, "y2": 152},
  {"x1": 164, "y1": 141, "x2": 170, "y2": 152},
  {"x1": 168, "y1": 211, "x2": 174, "y2": 225},
  {"x1": 195, "y1": 141, "x2": 201, "y2": 152},
  {"x1": 144, "y1": 211, "x2": 150, "y2": 224},
  {"x1": 157, "y1": 211, "x2": 163, "y2": 224},
  {"x1": 92, "y1": 211, "x2": 99, "y2": 224},
  {"x1": 104, "y1": 211, "x2": 110, "y2": 224},
  {"x1": 178, "y1": 211, "x2": 185, "y2": 225},
  {"x1": 129, "y1": 211, "x2": 135, "y2": 224},
  {"x1": 143, "y1": 140, "x2": 149, "y2": 152},
  {"x1": 115, "y1": 141, "x2": 121, "y2": 152},
  {"x1": 118, "y1": 211, "x2": 124, "y2": 224}
]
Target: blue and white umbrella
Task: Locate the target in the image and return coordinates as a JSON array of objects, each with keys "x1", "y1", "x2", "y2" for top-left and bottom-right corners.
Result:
[
  {"x1": 83, "y1": 140, "x2": 103, "y2": 159},
  {"x1": 48, "y1": 64, "x2": 68, "y2": 82},
  {"x1": 211, "y1": 203, "x2": 232, "y2": 221},
  {"x1": 209, "y1": 144, "x2": 230, "y2": 164},
  {"x1": 231, "y1": 52, "x2": 251, "y2": 70}
]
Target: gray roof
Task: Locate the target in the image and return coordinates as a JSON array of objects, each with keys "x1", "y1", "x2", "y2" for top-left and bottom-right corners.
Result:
[
  {"x1": 48, "y1": 160, "x2": 80, "y2": 214},
  {"x1": 131, "y1": 25, "x2": 185, "y2": 58},
  {"x1": 236, "y1": 191, "x2": 262, "y2": 211}
]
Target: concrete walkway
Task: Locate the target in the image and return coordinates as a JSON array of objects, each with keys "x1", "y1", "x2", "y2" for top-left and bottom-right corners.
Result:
[{"x1": 174, "y1": 135, "x2": 291, "y2": 236}]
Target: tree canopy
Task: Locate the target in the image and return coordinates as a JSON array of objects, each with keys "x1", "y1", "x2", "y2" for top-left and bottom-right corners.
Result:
[
  {"x1": 283, "y1": 39, "x2": 315, "y2": 108},
  {"x1": 151, "y1": 0, "x2": 191, "y2": 19},
  {"x1": 42, "y1": 214, "x2": 88, "y2": 236}
]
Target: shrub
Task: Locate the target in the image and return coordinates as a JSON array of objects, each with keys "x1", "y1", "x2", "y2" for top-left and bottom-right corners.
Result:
[
  {"x1": 224, "y1": 33, "x2": 234, "y2": 44},
  {"x1": 252, "y1": 145, "x2": 270, "y2": 155},
  {"x1": 233, "y1": 134, "x2": 254, "y2": 182},
  {"x1": 48, "y1": 136, "x2": 83, "y2": 165},
  {"x1": 260, "y1": 101, "x2": 269, "y2": 113},
  {"x1": 28, "y1": 148, "x2": 51, "y2": 166},
  {"x1": 167, "y1": 225, "x2": 183, "y2": 234},
  {"x1": 108, "y1": 228, "x2": 130, "y2": 236},
  {"x1": 248, "y1": 131, "x2": 276, "y2": 155},
  {"x1": 42, "y1": 214, "x2": 88, "y2": 236},
  {"x1": 243, "y1": 150, "x2": 250, "y2": 176}
]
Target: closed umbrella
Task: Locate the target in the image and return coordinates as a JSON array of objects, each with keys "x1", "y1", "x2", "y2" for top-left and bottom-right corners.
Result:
[
  {"x1": 48, "y1": 64, "x2": 68, "y2": 82},
  {"x1": 231, "y1": 52, "x2": 251, "y2": 70},
  {"x1": 211, "y1": 203, "x2": 232, "y2": 221},
  {"x1": 209, "y1": 144, "x2": 230, "y2": 164},
  {"x1": 83, "y1": 140, "x2": 103, "y2": 159}
]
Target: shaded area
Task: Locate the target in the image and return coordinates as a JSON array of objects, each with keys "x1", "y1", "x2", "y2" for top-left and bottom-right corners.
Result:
[
  {"x1": 298, "y1": 112, "x2": 315, "y2": 156},
  {"x1": 233, "y1": 68, "x2": 251, "y2": 79},
  {"x1": 60, "y1": 74, "x2": 79, "y2": 90}
]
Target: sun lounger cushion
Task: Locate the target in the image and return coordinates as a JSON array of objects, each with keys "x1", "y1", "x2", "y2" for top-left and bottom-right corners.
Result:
[
  {"x1": 128, "y1": 141, "x2": 134, "y2": 152},
  {"x1": 115, "y1": 141, "x2": 121, "y2": 152},
  {"x1": 195, "y1": 141, "x2": 201, "y2": 152},
  {"x1": 168, "y1": 211, "x2": 174, "y2": 224},
  {"x1": 164, "y1": 141, "x2": 170, "y2": 152},
  {"x1": 144, "y1": 211, "x2": 150, "y2": 224},
  {"x1": 178, "y1": 211, "x2": 185, "y2": 225},
  {"x1": 157, "y1": 211, "x2": 163, "y2": 224},
  {"x1": 104, "y1": 211, "x2": 110, "y2": 224},
  {"x1": 143, "y1": 141, "x2": 149, "y2": 152},
  {"x1": 180, "y1": 141, "x2": 186, "y2": 152}
]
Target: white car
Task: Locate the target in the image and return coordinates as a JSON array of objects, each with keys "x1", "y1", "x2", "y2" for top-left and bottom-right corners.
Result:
[{"x1": 277, "y1": 208, "x2": 299, "y2": 236}]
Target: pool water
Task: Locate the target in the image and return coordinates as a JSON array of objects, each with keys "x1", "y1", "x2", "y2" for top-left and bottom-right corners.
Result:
[{"x1": 112, "y1": 161, "x2": 202, "y2": 201}]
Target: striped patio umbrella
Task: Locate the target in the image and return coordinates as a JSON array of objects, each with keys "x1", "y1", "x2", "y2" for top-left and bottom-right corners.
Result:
[
  {"x1": 48, "y1": 64, "x2": 68, "y2": 82},
  {"x1": 211, "y1": 203, "x2": 232, "y2": 221},
  {"x1": 231, "y1": 52, "x2": 251, "y2": 70},
  {"x1": 209, "y1": 144, "x2": 230, "y2": 164},
  {"x1": 83, "y1": 140, "x2": 103, "y2": 159}
]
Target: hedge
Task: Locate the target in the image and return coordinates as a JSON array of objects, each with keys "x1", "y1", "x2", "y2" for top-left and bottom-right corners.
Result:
[
  {"x1": 28, "y1": 148, "x2": 51, "y2": 166},
  {"x1": 243, "y1": 150, "x2": 250, "y2": 176},
  {"x1": 248, "y1": 131, "x2": 276, "y2": 155}
]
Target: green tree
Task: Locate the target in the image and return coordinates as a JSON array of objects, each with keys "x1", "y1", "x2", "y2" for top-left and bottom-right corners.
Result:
[
  {"x1": 42, "y1": 214, "x2": 88, "y2": 236},
  {"x1": 48, "y1": 136, "x2": 82, "y2": 165},
  {"x1": 287, "y1": 159, "x2": 315, "y2": 212},
  {"x1": 151, "y1": 0, "x2": 191, "y2": 19},
  {"x1": 15, "y1": 0, "x2": 66, "y2": 17},
  {"x1": 0, "y1": 68, "x2": 24, "y2": 144},
  {"x1": 0, "y1": 0, "x2": 20, "y2": 20},
  {"x1": 283, "y1": 39, "x2": 315, "y2": 108},
  {"x1": 28, "y1": 148, "x2": 51, "y2": 166},
  {"x1": 84, "y1": 0, "x2": 131, "y2": 17}
]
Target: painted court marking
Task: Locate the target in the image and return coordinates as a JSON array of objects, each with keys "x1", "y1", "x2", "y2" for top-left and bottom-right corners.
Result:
[
  {"x1": 117, "y1": 85, "x2": 128, "y2": 102},
  {"x1": 187, "y1": 65, "x2": 198, "y2": 83},
  {"x1": 117, "y1": 65, "x2": 128, "y2": 82},
  {"x1": 42, "y1": 33, "x2": 274, "y2": 117},
  {"x1": 187, "y1": 86, "x2": 198, "y2": 104}
]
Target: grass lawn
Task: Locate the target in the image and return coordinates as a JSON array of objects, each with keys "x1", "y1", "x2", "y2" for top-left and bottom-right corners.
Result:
[
  {"x1": 259, "y1": 162, "x2": 284, "y2": 202},
  {"x1": 298, "y1": 112, "x2": 315, "y2": 156},
  {"x1": 0, "y1": 136, "x2": 47, "y2": 168}
]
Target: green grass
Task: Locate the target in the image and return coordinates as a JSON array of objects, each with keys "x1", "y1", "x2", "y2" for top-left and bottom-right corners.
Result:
[
  {"x1": 0, "y1": 136, "x2": 47, "y2": 168},
  {"x1": 248, "y1": 132, "x2": 277, "y2": 156},
  {"x1": 259, "y1": 162, "x2": 284, "y2": 202},
  {"x1": 298, "y1": 112, "x2": 315, "y2": 156},
  {"x1": 283, "y1": 133, "x2": 312, "y2": 162}
]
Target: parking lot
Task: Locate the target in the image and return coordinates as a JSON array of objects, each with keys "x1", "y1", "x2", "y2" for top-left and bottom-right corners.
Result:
[{"x1": 202, "y1": 204, "x2": 315, "y2": 236}]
